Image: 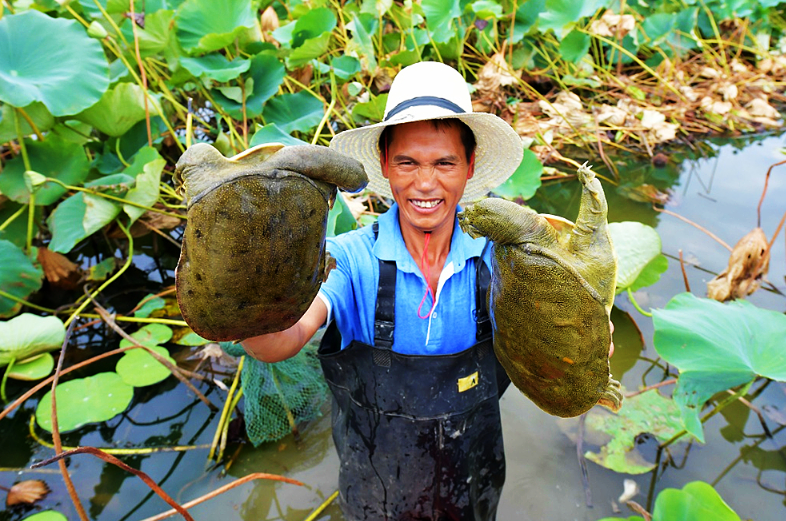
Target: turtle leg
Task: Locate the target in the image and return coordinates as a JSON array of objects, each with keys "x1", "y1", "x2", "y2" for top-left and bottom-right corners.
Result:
[{"x1": 597, "y1": 377, "x2": 623, "y2": 412}]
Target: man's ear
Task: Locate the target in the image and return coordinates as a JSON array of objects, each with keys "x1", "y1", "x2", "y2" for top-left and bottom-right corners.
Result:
[{"x1": 467, "y1": 151, "x2": 476, "y2": 180}]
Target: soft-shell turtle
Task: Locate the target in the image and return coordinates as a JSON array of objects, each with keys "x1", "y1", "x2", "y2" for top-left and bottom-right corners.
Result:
[
  {"x1": 458, "y1": 163, "x2": 622, "y2": 417},
  {"x1": 174, "y1": 143, "x2": 367, "y2": 341}
]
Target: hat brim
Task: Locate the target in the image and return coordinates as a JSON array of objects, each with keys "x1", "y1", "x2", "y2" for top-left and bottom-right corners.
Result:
[{"x1": 330, "y1": 109, "x2": 524, "y2": 204}]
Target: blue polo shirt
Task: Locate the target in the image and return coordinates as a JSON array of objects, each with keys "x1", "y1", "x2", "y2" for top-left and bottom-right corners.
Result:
[{"x1": 317, "y1": 204, "x2": 491, "y2": 355}]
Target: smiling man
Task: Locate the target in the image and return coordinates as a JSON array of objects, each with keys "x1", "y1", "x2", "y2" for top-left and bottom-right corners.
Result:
[{"x1": 242, "y1": 62, "x2": 526, "y2": 520}]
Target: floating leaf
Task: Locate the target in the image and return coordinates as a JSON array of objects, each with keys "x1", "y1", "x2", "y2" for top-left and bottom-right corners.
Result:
[
  {"x1": 0, "y1": 314, "x2": 63, "y2": 367},
  {"x1": 652, "y1": 482, "x2": 741, "y2": 521},
  {"x1": 35, "y1": 372, "x2": 134, "y2": 432},
  {"x1": 608, "y1": 222, "x2": 668, "y2": 294},
  {"x1": 133, "y1": 295, "x2": 166, "y2": 318},
  {"x1": 0, "y1": 10, "x2": 109, "y2": 116},
  {"x1": 492, "y1": 149, "x2": 542, "y2": 200},
  {"x1": 175, "y1": 0, "x2": 256, "y2": 53},
  {"x1": 0, "y1": 135, "x2": 90, "y2": 206},
  {"x1": 653, "y1": 293, "x2": 786, "y2": 442},
  {"x1": 119, "y1": 323, "x2": 173, "y2": 348},
  {"x1": 116, "y1": 345, "x2": 175, "y2": 387},
  {"x1": 538, "y1": 0, "x2": 610, "y2": 36},
  {"x1": 87, "y1": 257, "x2": 118, "y2": 282},
  {"x1": 47, "y1": 193, "x2": 121, "y2": 254},
  {"x1": 174, "y1": 331, "x2": 209, "y2": 346},
  {"x1": 262, "y1": 91, "x2": 324, "y2": 134},
  {"x1": 0, "y1": 242, "x2": 43, "y2": 318},
  {"x1": 20, "y1": 511, "x2": 67, "y2": 521},
  {"x1": 75, "y1": 83, "x2": 162, "y2": 137},
  {"x1": 6, "y1": 353, "x2": 54, "y2": 381},
  {"x1": 584, "y1": 389, "x2": 684, "y2": 474},
  {"x1": 181, "y1": 54, "x2": 250, "y2": 82}
]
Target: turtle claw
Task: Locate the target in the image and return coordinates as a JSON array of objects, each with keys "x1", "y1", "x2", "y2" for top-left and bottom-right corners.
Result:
[{"x1": 597, "y1": 377, "x2": 623, "y2": 412}]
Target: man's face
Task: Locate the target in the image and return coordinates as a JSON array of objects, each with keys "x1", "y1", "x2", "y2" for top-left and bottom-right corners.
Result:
[{"x1": 382, "y1": 120, "x2": 474, "y2": 235}]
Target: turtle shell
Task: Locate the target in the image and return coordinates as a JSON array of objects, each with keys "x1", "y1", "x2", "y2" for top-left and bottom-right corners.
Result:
[
  {"x1": 174, "y1": 143, "x2": 367, "y2": 341},
  {"x1": 458, "y1": 163, "x2": 621, "y2": 417},
  {"x1": 490, "y1": 244, "x2": 615, "y2": 417}
]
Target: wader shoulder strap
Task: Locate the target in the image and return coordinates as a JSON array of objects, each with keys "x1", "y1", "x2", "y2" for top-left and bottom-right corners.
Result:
[
  {"x1": 475, "y1": 239, "x2": 492, "y2": 342},
  {"x1": 373, "y1": 222, "x2": 396, "y2": 363}
]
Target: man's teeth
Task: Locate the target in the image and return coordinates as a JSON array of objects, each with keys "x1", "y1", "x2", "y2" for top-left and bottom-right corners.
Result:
[{"x1": 412, "y1": 200, "x2": 440, "y2": 208}]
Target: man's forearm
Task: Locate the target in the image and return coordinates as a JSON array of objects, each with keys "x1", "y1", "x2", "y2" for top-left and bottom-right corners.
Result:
[{"x1": 241, "y1": 297, "x2": 328, "y2": 362}]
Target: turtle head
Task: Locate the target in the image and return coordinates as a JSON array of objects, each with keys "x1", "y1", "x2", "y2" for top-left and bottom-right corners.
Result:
[
  {"x1": 173, "y1": 143, "x2": 228, "y2": 202},
  {"x1": 459, "y1": 198, "x2": 545, "y2": 244}
]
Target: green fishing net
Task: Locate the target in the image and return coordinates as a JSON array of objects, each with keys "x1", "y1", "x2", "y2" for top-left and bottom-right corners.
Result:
[{"x1": 220, "y1": 337, "x2": 328, "y2": 446}]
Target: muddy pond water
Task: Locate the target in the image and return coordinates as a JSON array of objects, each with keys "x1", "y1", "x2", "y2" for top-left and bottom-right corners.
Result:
[{"x1": 1, "y1": 134, "x2": 785, "y2": 521}]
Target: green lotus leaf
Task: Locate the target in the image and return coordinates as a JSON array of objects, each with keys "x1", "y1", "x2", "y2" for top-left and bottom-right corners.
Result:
[
  {"x1": 116, "y1": 345, "x2": 175, "y2": 387},
  {"x1": 328, "y1": 192, "x2": 359, "y2": 237},
  {"x1": 538, "y1": 0, "x2": 610, "y2": 36},
  {"x1": 174, "y1": 331, "x2": 209, "y2": 346},
  {"x1": 211, "y1": 53, "x2": 285, "y2": 119},
  {"x1": 87, "y1": 257, "x2": 118, "y2": 282},
  {"x1": 119, "y1": 323, "x2": 173, "y2": 348},
  {"x1": 471, "y1": 0, "x2": 503, "y2": 20},
  {"x1": 175, "y1": 0, "x2": 257, "y2": 53},
  {"x1": 509, "y1": 0, "x2": 546, "y2": 43},
  {"x1": 133, "y1": 295, "x2": 166, "y2": 318},
  {"x1": 21, "y1": 510, "x2": 68, "y2": 521},
  {"x1": 352, "y1": 93, "x2": 388, "y2": 124},
  {"x1": 651, "y1": 482, "x2": 741, "y2": 521},
  {"x1": 181, "y1": 54, "x2": 250, "y2": 82},
  {"x1": 559, "y1": 29, "x2": 591, "y2": 63},
  {"x1": 492, "y1": 149, "x2": 542, "y2": 201},
  {"x1": 35, "y1": 372, "x2": 134, "y2": 433},
  {"x1": 331, "y1": 56, "x2": 362, "y2": 80},
  {"x1": 608, "y1": 222, "x2": 668, "y2": 294},
  {"x1": 0, "y1": 314, "x2": 64, "y2": 367},
  {"x1": 346, "y1": 14, "x2": 378, "y2": 72},
  {"x1": 262, "y1": 91, "x2": 324, "y2": 134},
  {"x1": 421, "y1": 0, "x2": 461, "y2": 43},
  {"x1": 123, "y1": 158, "x2": 166, "y2": 223},
  {"x1": 653, "y1": 293, "x2": 786, "y2": 442},
  {"x1": 249, "y1": 124, "x2": 309, "y2": 147},
  {"x1": 122, "y1": 9, "x2": 177, "y2": 58},
  {"x1": 287, "y1": 32, "x2": 333, "y2": 68},
  {"x1": 291, "y1": 8, "x2": 336, "y2": 48},
  {"x1": 7, "y1": 352, "x2": 55, "y2": 381},
  {"x1": 0, "y1": 241, "x2": 43, "y2": 318},
  {"x1": 584, "y1": 389, "x2": 685, "y2": 474},
  {"x1": 75, "y1": 83, "x2": 162, "y2": 137},
  {"x1": 47, "y1": 193, "x2": 121, "y2": 254},
  {"x1": 0, "y1": 103, "x2": 54, "y2": 143},
  {"x1": 0, "y1": 135, "x2": 89, "y2": 206},
  {"x1": 0, "y1": 10, "x2": 109, "y2": 116}
]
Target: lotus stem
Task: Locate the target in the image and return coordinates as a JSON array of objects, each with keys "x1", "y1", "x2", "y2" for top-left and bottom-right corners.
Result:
[
  {"x1": 1, "y1": 358, "x2": 15, "y2": 403},
  {"x1": 626, "y1": 287, "x2": 653, "y2": 317},
  {"x1": 0, "y1": 204, "x2": 27, "y2": 232},
  {"x1": 42, "y1": 177, "x2": 186, "y2": 220},
  {"x1": 304, "y1": 490, "x2": 340, "y2": 521},
  {"x1": 63, "y1": 220, "x2": 134, "y2": 327},
  {"x1": 209, "y1": 356, "x2": 244, "y2": 462}
]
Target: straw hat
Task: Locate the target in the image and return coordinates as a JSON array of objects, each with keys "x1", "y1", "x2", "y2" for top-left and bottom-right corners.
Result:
[{"x1": 329, "y1": 61, "x2": 524, "y2": 203}]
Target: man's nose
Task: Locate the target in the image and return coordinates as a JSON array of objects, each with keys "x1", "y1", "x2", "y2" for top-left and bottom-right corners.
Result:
[{"x1": 413, "y1": 165, "x2": 438, "y2": 190}]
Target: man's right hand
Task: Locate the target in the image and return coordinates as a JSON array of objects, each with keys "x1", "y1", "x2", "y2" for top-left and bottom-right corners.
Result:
[{"x1": 241, "y1": 297, "x2": 328, "y2": 362}]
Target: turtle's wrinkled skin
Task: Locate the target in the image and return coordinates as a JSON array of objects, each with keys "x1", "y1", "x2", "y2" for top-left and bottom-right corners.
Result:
[
  {"x1": 458, "y1": 163, "x2": 622, "y2": 418},
  {"x1": 174, "y1": 143, "x2": 367, "y2": 341}
]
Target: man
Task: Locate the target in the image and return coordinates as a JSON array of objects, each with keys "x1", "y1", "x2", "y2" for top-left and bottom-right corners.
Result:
[{"x1": 242, "y1": 62, "x2": 609, "y2": 520}]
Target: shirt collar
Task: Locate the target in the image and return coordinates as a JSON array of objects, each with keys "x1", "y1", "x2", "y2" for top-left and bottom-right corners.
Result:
[{"x1": 373, "y1": 203, "x2": 487, "y2": 274}]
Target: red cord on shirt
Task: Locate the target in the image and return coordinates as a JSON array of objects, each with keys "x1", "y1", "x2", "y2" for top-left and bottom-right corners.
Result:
[{"x1": 417, "y1": 232, "x2": 436, "y2": 319}]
